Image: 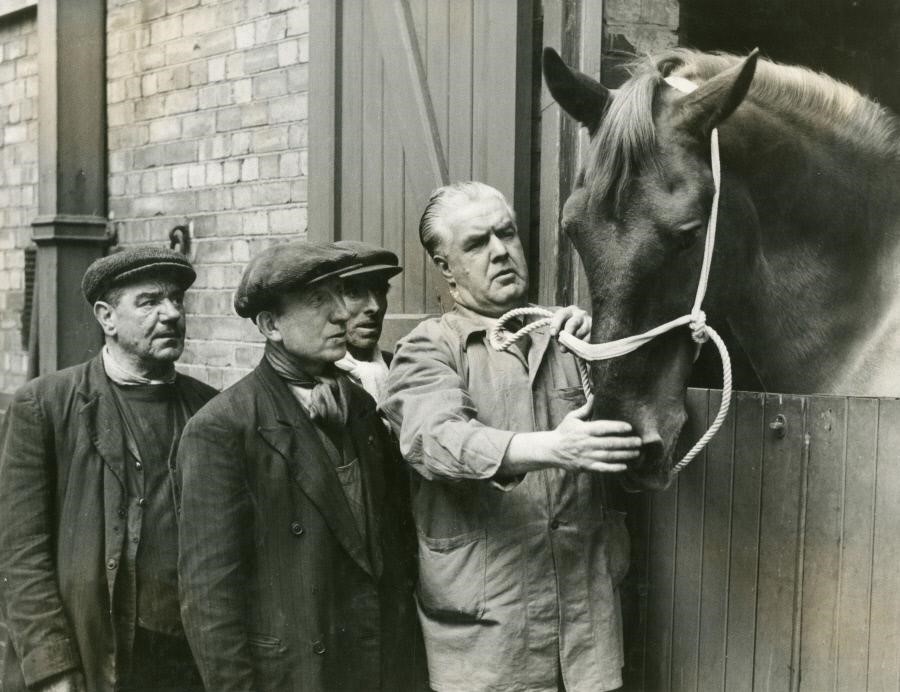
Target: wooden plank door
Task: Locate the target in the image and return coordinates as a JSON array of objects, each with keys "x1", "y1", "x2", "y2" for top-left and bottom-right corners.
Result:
[
  {"x1": 626, "y1": 391, "x2": 900, "y2": 691},
  {"x1": 310, "y1": 0, "x2": 535, "y2": 346}
]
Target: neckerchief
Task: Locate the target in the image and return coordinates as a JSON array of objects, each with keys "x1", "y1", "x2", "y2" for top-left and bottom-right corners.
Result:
[
  {"x1": 265, "y1": 342, "x2": 349, "y2": 428},
  {"x1": 334, "y1": 347, "x2": 389, "y2": 403}
]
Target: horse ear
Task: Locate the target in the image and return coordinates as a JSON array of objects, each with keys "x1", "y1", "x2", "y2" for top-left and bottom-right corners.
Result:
[
  {"x1": 676, "y1": 48, "x2": 760, "y2": 136},
  {"x1": 542, "y1": 47, "x2": 611, "y2": 136}
]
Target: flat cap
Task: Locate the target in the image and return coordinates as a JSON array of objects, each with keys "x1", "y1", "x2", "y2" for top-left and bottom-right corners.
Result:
[
  {"x1": 332, "y1": 240, "x2": 403, "y2": 279},
  {"x1": 82, "y1": 246, "x2": 196, "y2": 305},
  {"x1": 234, "y1": 241, "x2": 358, "y2": 319}
]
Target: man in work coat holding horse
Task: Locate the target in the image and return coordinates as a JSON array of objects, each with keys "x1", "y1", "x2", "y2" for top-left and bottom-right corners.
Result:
[
  {"x1": 382, "y1": 181, "x2": 642, "y2": 692},
  {"x1": 0, "y1": 247, "x2": 216, "y2": 692},
  {"x1": 177, "y1": 241, "x2": 423, "y2": 691}
]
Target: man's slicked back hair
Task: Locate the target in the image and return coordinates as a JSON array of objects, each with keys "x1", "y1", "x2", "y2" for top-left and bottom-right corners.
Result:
[{"x1": 418, "y1": 181, "x2": 514, "y2": 258}]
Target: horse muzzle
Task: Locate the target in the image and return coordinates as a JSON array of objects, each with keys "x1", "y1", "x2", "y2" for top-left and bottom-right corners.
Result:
[{"x1": 620, "y1": 433, "x2": 675, "y2": 492}]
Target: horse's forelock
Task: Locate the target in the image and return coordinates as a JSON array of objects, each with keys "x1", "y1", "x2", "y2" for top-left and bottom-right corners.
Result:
[{"x1": 584, "y1": 61, "x2": 664, "y2": 216}]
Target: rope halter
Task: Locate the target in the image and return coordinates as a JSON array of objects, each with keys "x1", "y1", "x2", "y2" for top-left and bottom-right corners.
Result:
[{"x1": 491, "y1": 77, "x2": 732, "y2": 474}]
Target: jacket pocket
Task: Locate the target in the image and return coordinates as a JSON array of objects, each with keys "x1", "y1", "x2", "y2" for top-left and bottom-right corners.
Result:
[
  {"x1": 548, "y1": 386, "x2": 587, "y2": 425},
  {"x1": 416, "y1": 529, "x2": 486, "y2": 621},
  {"x1": 604, "y1": 510, "x2": 631, "y2": 587},
  {"x1": 249, "y1": 634, "x2": 290, "y2": 692}
]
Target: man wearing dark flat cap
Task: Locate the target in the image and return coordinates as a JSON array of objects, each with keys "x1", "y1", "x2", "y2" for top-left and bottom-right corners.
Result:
[
  {"x1": 331, "y1": 240, "x2": 403, "y2": 403},
  {"x1": 0, "y1": 246, "x2": 216, "y2": 692},
  {"x1": 177, "y1": 240, "x2": 424, "y2": 692}
]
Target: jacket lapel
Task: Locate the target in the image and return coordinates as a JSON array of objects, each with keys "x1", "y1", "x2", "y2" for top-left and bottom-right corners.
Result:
[
  {"x1": 528, "y1": 323, "x2": 553, "y2": 387},
  {"x1": 344, "y1": 381, "x2": 384, "y2": 579},
  {"x1": 79, "y1": 355, "x2": 126, "y2": 490},
  {"x1": 255, "y1": 361, "x2": 374, "y2": 578}
]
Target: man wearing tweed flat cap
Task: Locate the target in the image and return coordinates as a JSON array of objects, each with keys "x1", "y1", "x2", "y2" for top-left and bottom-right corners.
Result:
[
  {"x1": 332, "y1": 240, "x2": 403, "y2": 403},
  {"x1": 0, "y1": 246, "x2": 216, "y2": 692},
  {"x1": 177, "y1": 240, "x2": 424, "y2": 692}
]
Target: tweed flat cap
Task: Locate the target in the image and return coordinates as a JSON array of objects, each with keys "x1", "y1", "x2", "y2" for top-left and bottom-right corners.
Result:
[
  {"x1": 234, "y1": 241, "x2": 359, "y2": 319},
  {"x1": 332, "y1": 240, "x2": 403, "y2": 279},
  {"x1": 82, "y1": 246, "x2": 196, "y2": 304}
]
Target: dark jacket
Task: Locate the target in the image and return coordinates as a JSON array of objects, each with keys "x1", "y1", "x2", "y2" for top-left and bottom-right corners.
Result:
[
  {"x1": 177, "y1": 358, "x2": 423, "y2": 692},
  {"x1": 0, "y1": 355, "x2": 216, "y2": 691}
]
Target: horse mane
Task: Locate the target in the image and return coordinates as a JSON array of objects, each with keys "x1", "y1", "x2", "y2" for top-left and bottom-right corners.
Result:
[{"x1": 585, "y1": 49, "x2": 900, "y2": 216}]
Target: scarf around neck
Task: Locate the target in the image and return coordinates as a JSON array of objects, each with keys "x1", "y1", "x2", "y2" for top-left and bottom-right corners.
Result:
[
  {"x1": 265, "y1": 341, "x2": 349, "y2": 427},
  {"x1": 334, "y1": 347, "x2": 389, "y2": 403}
]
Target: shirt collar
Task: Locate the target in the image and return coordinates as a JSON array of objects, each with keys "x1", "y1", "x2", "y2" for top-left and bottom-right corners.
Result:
[
  {"x1": 446, "y1": 303, "x2": 534, "y2": 351},
  {"x1": 102, "y1": 345, "x2": 176, "y2": 385}
]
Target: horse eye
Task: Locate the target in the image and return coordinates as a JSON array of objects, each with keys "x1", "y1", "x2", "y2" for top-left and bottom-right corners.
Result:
[{"x1": 672, "y1": 222, "x2": 703, "y2": 250}]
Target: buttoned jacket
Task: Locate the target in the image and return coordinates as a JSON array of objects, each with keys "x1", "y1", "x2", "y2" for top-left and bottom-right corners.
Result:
[
  {"x1": 177, "y1": 358, "x2": 422, "y2": 692},
  {"x1": 0, "y1": 355, "x2": 216, "y2": 691}
]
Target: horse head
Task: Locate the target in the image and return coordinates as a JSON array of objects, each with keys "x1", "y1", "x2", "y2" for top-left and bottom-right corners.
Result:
[{"x1": 543, "y1": 47, "x2": 759, "y2": 491}]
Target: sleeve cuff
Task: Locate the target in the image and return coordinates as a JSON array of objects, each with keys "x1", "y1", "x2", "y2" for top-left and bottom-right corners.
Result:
[{"x1": 21, "y1": 637, "x2": 81, "y2": 688}]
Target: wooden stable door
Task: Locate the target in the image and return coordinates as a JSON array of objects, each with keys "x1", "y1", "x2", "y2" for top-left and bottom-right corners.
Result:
[
  {"x1": 310, "y1": 0, "x2": 535, "y2": 344},
  {"x1": 618, "y1": 390, "x2": 900, "y2": 691}
]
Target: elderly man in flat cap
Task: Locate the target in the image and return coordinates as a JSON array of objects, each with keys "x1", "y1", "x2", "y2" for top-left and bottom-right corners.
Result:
[
  {"x1": 0, "y1": 247, "x2": 216, "y2": 692},
  {"x1": 331, "y1": 240, "x2": 403, "y2": 403},
  {"x1": 176, "y1": 241, "x2": 423, "y2": 692}
]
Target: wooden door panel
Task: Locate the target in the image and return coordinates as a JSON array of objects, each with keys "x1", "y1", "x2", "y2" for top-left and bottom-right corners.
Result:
[{"x1": 313, "y1": 0, "x2": 532, "y2": 347}]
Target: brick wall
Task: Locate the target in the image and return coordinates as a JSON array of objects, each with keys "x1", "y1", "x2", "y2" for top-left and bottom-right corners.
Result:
[
  {"x1": 602, "y1": 0, "x2": 679, "y2": 85},
  {"x1": 0, "y1": 9, "x2": 38, "y2": 401},
  {"x1": 106, "y1": 0, "x2": 310, "y2": 389}
]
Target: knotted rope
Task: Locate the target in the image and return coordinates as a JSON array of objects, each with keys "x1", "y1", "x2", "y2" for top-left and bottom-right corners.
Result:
[{"x1": 490, "y1": 97, "x2": 732, "y2": 474}]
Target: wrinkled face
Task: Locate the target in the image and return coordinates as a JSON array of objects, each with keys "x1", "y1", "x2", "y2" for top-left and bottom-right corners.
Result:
[
  {"x1": 435, "y1": 194, "x2": 529, "y2": 317},
  {"x1": 561, "y1": 121, "x2": 718, "y2": 491},
  {"x1": 96, "y1": 278, "x2": 187, "y2": 367},
  {"x1": 343, "y1": 276, "x2": 389, "y2": 355},
  {"x1": 268, "y1": 278, "x2": 350, "y2": 368}
]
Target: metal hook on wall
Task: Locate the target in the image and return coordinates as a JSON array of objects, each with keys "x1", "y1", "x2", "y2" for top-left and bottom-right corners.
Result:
[{"x1": 169, "y1": 222, "x2": 192, "y2": 255}]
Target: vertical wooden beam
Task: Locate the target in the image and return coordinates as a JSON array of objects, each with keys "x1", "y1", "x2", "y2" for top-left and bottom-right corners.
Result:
[
  {"x1": 725, "y1": 392, "x2": 765, "y2": 691},
  {"x1": 867, "y1": 399, "x2": 900, "y2": 688},
  {"x1": 32, "y1": 0, "x2": 108, "y2": 374},
  {"x1": 309, "y1": 0, "x2": 340, "y2": 243},
  {"x1": 754, "y1": 394, "x2": 808, "y2": 690},
  {"x1": 537, "y1": 0, "x2": 602, "y2": 308},
  {"x1": 512, "y1": 0, "x2": 534, "y2": 268},
  {"x1": 537, "y1": 0, "x2": 577, "y2": 307}
]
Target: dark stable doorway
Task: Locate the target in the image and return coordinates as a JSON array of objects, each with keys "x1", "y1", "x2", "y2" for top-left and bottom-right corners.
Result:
[{"x1": 679, "y1": 0, "x2": 900, "y2": 114}]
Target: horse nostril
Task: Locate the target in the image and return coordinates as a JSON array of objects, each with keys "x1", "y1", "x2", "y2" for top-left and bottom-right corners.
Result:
[{"x1": 639, "y1": 437, "x2": 665, "y2": 470}]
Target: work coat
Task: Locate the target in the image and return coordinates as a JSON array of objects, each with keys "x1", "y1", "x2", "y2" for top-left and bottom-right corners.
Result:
[
  {"x1": 0, "y1": 355, "x2": 215, "y2": 691},
  {"x1": 177, "y1": 358, "x2": 423, "y2": 692},
  {"x1": 382, "y1": 306, "x2": 631, "y2": 692}
]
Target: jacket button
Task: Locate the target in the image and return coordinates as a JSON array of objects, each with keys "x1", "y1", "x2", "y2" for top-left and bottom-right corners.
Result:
[
  {"x1": 118, "y1": 508, "x2": 126, "y2": 518},
  {"x1": 137, "y1": 497, "x2": 145, "y2": 507},
  {"x1": 550, "y1": 520, "x2": 560, "y2": 530},
  {"x1": 290, "y1": 521, "x2": 304, "y2": 536},
  {"x1": 312, "y1": 640, "x2": 326, "y2": 655},
  {"x1": 106, "y1": 558, "x2": 118, "y2": 570}
]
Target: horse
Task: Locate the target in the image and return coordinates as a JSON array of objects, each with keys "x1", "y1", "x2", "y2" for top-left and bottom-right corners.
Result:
[{"x1": 542, "y1": 47, "x2": 900, "y2": 491}]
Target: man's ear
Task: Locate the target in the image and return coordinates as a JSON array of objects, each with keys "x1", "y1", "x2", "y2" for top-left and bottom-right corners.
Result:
[
  {"x1": 93, "y1": 301, "x2": 117, "y2": 337},
  {"x1": 255, "y1": 310, "x2": 282, "y2": 342},
  {"x1": 432, "y1": 255, "x2": 455, "y2": 286}
]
